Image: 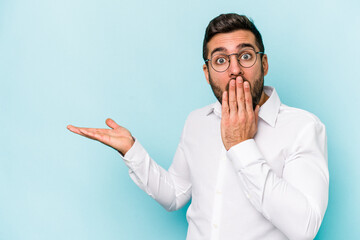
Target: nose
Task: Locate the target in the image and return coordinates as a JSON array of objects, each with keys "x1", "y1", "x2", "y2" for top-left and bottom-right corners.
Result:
[{"x1": 228, "y1": 55, "x2": 243, "y2": 77}]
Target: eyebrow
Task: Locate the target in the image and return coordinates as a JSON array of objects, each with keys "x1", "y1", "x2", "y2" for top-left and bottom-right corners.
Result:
[{"x1": 210, "y1": 43, "x2": 256, "y2": 57}]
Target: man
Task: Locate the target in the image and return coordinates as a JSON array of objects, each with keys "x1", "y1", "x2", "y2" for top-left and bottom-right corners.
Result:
[{"x1": 67, "y1": 13, "x2": 329, "y2": 240}]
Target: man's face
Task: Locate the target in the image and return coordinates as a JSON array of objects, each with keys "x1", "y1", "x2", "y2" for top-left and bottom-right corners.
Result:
[{"x1": 203, "y1": 30, "x2": 269, "y2": 108}]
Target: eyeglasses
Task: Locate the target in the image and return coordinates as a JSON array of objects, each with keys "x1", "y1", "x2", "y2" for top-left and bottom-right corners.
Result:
[{"x1": 205, "y1": 48, "x2": 264, "y2": 72}]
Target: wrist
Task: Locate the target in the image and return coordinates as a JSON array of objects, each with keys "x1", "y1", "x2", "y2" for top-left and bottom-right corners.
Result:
[
  {"x1": 226, "y1": 138, "x2": 252, "y2": 151},
  {"x1": 118, "y1": 136, "x2": 135, "y2": 156}
]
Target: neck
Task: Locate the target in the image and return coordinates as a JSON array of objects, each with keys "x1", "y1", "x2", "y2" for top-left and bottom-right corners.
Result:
[{"x1": 258, "y1": 91, "x2": 269, "y2": 107}]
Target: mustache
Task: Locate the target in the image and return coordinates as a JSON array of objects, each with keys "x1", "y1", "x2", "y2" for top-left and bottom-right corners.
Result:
[{"x1": 225, "y1": 76, "x2": 250, "y2": 92}]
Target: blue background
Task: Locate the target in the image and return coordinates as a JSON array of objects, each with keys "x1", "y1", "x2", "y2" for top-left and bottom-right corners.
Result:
[{"x1": 1, "y1": 0, "x2": 359, "y2": 239}]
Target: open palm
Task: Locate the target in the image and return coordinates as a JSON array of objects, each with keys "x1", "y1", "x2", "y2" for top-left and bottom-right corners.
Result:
[{"x1": 67, "y1": 118, "x2": 134, "y2": 155}]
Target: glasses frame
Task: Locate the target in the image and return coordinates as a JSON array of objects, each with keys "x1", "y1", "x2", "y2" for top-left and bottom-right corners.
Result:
[{"x1": 205, "y1": 50, "x2": 264, "y2": 73}]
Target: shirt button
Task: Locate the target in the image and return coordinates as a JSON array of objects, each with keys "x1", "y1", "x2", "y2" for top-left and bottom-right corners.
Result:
[
  {"x1": 246, "y1": 193, "x2": 250, "y2": 199},
  {"x1": 213, "y1": 223, "x2": 218, "y2": 229},
  {"x1": 216, "y1": 190, "x2": 222, "y2": 195}
]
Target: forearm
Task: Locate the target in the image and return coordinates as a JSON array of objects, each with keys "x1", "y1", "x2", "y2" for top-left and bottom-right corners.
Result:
[
  {"x1": 261, "y1": 169, "x2": 326, "y2": 239},
  {"x1": 227, "y1": 139, "x2": 328, "y2": 240},
  {"x1": 122, "y1": 139, "x2": 191, "y2": 211}
]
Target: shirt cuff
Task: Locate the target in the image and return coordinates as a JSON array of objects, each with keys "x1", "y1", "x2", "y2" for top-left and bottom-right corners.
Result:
[
  {"x1": 120, "y1": 138, "x2": 148, "y2": 168},
  {"x1": 226, "y1": 139, "x2": 264, "y2": 171}
]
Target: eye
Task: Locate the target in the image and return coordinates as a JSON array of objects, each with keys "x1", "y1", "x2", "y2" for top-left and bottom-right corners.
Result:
[
  {"x1": 214, "y1": 56, "x2": 228, "y2": 65},
  {"x1": 240, "y1": 52, "x2": 253, "y2": 60}
]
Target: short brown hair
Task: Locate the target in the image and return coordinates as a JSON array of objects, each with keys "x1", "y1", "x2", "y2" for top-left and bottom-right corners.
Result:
[{"x1": 203, "y1": 13, "x2": 265, "y2": 61}]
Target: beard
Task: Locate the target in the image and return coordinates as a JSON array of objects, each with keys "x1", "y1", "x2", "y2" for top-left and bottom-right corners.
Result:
[{"x1": 208, "y1": 67, "x2": 264, "y2": 110}]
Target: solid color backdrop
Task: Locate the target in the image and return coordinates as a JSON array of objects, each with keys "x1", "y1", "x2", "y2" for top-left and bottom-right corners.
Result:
[{"x1": 0, "y1": 0, "x2": 359, "y2": 239}]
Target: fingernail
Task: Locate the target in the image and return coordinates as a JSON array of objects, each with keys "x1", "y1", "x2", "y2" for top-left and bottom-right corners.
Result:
[{"x1": 231, "y1": 80, "x2": 235, "y2": 86}]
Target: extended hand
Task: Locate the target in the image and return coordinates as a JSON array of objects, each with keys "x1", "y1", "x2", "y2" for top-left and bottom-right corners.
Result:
[
  {"x1": 221, "y1": 76, "x2": 260, "y2": 151},
  {"x1": 67, "y1": 118, "x2": 135, "y2": 156}
]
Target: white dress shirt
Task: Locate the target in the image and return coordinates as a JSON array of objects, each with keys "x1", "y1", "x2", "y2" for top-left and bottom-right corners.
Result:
[{"x1": 122, "y1": 86, "x2": 329, "y2": 240}]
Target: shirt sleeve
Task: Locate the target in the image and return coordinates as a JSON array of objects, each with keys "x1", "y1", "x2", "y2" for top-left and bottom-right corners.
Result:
[
  {"x1": 226, "y1": 121, "x2": 329, "y2": 240},
  {"x1": 121, "y1": 131, "x2": 192, "y2": 212}
]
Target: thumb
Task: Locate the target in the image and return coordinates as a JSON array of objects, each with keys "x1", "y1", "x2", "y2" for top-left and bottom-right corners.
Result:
[{"x1": 106, "y1": 118, "x2": 120, "y2": 129}]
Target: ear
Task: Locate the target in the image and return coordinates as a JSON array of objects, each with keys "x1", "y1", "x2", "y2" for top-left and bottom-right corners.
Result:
[
  {"x1": 203, "y1": 63, "x2": 210, "y2": 84},
  {"x1": 262, "y1": 54, "x2": 269, "y2": 76}
]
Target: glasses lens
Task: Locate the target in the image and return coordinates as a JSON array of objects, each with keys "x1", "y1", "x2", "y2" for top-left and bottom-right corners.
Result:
[
  {"x1": 238, "y1": 49, "x2": 256, "y2": 68},
  {"x1": 211, "y1": 54, "x2": 229, "y2": 72}
]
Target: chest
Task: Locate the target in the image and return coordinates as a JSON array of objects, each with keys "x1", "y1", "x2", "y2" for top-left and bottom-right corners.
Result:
[{"x1": 182, "y1": 118, "x2": 288, "y2": 188}]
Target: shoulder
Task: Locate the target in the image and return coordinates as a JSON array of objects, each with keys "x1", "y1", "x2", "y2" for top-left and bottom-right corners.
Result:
[
  {"x1": 185, "y1": 102, "x2": 215, "y2": 122},
  {"x1": 277, "y1": 104, "x2": 327, "y2": 159},
  {"x1": 179, "y1": 102, "x2": 217, "y2": 138},
  {"x1": 277, "y1": 103, "x2": 325, "y2": 131}
]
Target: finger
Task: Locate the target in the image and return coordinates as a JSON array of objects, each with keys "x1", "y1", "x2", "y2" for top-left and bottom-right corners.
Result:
[
  {"x1": 68, "y1": 125, "x2": 101, "y2": 137},
  {"x1": 236, "y1": 76, "x2": 245, "y2": 113},
  {"x1": 106, "y1": 118, "x2": 120, "y2": 129},
  {"x1": 222, "y1": 91, "x2": 229, "y2": 117},
  {"x1": 78, "y1": 128, "x2": 96, "y2": 140},
  {"x1": 67, "y1": 125, "x2": 86, "y2": 136},
  {"x1": 228, "y1": 80, "x2": 237, "y2": 115},
  {"x1": 244, "y1": 81, "x2": 253, "y2": 114},
  {"x1": 255, "y1": 105, "x2": 260, "y2": 126},
  {"x1": 78, "y1": 128, "x2": 109, "y2": 144}
]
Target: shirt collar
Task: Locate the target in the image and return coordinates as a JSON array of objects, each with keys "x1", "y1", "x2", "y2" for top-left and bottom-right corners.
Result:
[{"x1": 205, "y1": 86, "x2": 281, "y2": 128}]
